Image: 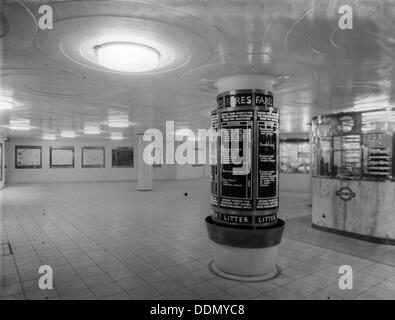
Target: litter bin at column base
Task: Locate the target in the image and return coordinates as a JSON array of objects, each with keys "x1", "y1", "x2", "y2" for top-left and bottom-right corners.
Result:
[{"x1": 206, "y1": 217, "x2": 285, "y2": 281}]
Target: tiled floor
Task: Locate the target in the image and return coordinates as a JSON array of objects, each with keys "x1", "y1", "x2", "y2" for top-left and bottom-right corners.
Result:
[{"x1": 1, "y1": 178, "x2": 395, "y2": 300}]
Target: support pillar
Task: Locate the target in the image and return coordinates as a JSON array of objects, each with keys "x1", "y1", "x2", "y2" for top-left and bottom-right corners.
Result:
[
  {"x1": 205, "y1": 74, "x2": 285, "y2": 280},
  {"x1": 137, "y1": 133, "x2": 153, "y2": 191}
]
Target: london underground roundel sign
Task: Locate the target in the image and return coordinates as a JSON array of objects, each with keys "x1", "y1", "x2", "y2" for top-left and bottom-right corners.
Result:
[{"x1": 336, "y1": 187, "x2": 355, "y2": 201}]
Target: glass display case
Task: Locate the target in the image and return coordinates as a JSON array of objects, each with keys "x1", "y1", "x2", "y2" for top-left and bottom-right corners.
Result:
[
  {"x1": 312, "y1": 109, "x2": 395, "y2": 180},
  {"x1": 280, "y1": 138, "x2": 310, "y2": 173}
]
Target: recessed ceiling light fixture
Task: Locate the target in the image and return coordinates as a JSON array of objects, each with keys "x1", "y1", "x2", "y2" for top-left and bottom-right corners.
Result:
[
  {"x1": 43, "y1": 133, "x2": 56, "y2": 140},
  {"x1": 108, "y1": 114, "x2": 129, "y2": 128},
  {"x1": 9, "y1": 119, "x2": 30, "y2": 131},
  {"x1": 0, "y1": 97, "x2": 14, "y2": 110},
  {"x1": 111, "y1": 132, "x2": 124, "y2": 141},
  {"x1": 95, "y1": 42, "x2": 160, "y2": 73},
  {"x1": 84, "y1": 124, "x2": 101, "y2": 135},
  {"x1": 61, "y1": 130, "x2": 76, "y2": 138}
]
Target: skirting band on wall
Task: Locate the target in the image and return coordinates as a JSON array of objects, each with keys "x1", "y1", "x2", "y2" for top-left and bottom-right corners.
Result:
[{"x1": 312, "y1": 223, "x2": 395, "y2": 246}]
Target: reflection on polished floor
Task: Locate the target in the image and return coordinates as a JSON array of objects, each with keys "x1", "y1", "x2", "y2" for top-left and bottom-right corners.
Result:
[{"x1": 1, "y1": 178, "x2": 395, "y2": 300}]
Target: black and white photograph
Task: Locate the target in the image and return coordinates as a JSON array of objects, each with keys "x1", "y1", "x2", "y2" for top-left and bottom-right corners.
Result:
[{"x1": 1, "y1": 0, "x2": 395, "y2": 311}]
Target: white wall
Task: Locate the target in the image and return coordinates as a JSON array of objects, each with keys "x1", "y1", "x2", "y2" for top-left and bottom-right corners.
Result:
[
  {"x1": 176, "y1": 164, "x2": 205, "y2": 180},
  {"x1": 7, "y1": 137, "x2": 173, "y2": 184},
  {"x1": 0, "y1": 135, "x2": 5, "y2": 190},
  {"x1": 5, "y1": 137, "x2": 311, "y2": 192},
  {"x1": 153, "y1": 164, "x2": 175, "y2": 180}
]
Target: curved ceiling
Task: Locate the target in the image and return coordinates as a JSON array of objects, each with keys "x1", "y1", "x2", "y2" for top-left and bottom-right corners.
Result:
[{"x1": 0, "y1": 0, "x2": 394, "y2": 139}]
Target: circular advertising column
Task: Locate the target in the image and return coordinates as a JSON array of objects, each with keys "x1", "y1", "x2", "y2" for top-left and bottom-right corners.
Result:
[{"x1": 206, "y1": 75, "x2": 284, "y2": 280}]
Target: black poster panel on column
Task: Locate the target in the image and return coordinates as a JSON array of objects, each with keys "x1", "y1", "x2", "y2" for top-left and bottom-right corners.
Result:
[
  {"x1": 216, "y1": 96, "x2": 224, "y2": 109},
  {"x1": 220, "y1": 110, "x2": 253, "y2": 210},
  {"x1": 223, "y1": 91, "x2": 253, "y2": 108},
  {"x1": 255, "y1": 92, "x2": 274, "y2": 107},
  {"x1": 256, "y1": 109, "x2": 279, "y2": 210}
]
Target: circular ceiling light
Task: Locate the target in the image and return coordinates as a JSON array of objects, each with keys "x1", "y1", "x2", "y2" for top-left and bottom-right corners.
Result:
[
  {"x1": 95, "y1": 42, "x2": 160, "y2": 73},
  {"x1": 61, "y1": 130, "x2": 76, "y2": 138}
]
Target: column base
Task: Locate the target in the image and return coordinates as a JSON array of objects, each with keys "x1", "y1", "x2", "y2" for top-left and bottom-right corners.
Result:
[
  {"x1": 205, "y1": 216, "x2": 285, "y2": 280},
  {"x1": 209, "y1": 245, "x2": 281, "y2": 281}
]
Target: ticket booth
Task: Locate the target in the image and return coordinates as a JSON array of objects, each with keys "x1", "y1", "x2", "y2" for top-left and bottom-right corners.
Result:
[{"x1": 311, "y1": 109, "x2": 395, "y2": 244}]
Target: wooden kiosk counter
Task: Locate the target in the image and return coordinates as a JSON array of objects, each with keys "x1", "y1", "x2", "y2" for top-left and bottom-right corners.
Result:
[{"x1": 311, "y1": 109, "x2": 395, "y2": 244}]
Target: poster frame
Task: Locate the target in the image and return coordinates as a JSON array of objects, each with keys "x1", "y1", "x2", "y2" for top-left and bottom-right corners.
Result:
[
  {"x1": 81, "y1": 146, "x2": 105, "y2": 168},
  {"x1": 50, "y1": 146, "x2": 75, "y2": 168},
  {"x1": 15, "y1": 145, "x2": 42, "y2": 169},
  {"x1": 112, "y1": 147, "x2": 134, "y2": 168}
]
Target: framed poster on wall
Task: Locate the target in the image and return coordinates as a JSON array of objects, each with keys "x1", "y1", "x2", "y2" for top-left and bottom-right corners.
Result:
[
  {"x1": 82, "y1": 147, "x2": 105, "y2": 168},
  {"x1": 112, "y1": 147, "x2": 134, "y2": 168},
  {"x1": 15, "y1": 145, "x2": 42, "y2": 169},
  {"x1": 50, "y1": 146, "x2": 75, "y2": 168}
]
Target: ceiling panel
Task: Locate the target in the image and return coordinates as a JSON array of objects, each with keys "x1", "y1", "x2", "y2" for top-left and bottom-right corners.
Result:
[{"x1": 1, "y1": 0, "x2": 394, "y2": 138}]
